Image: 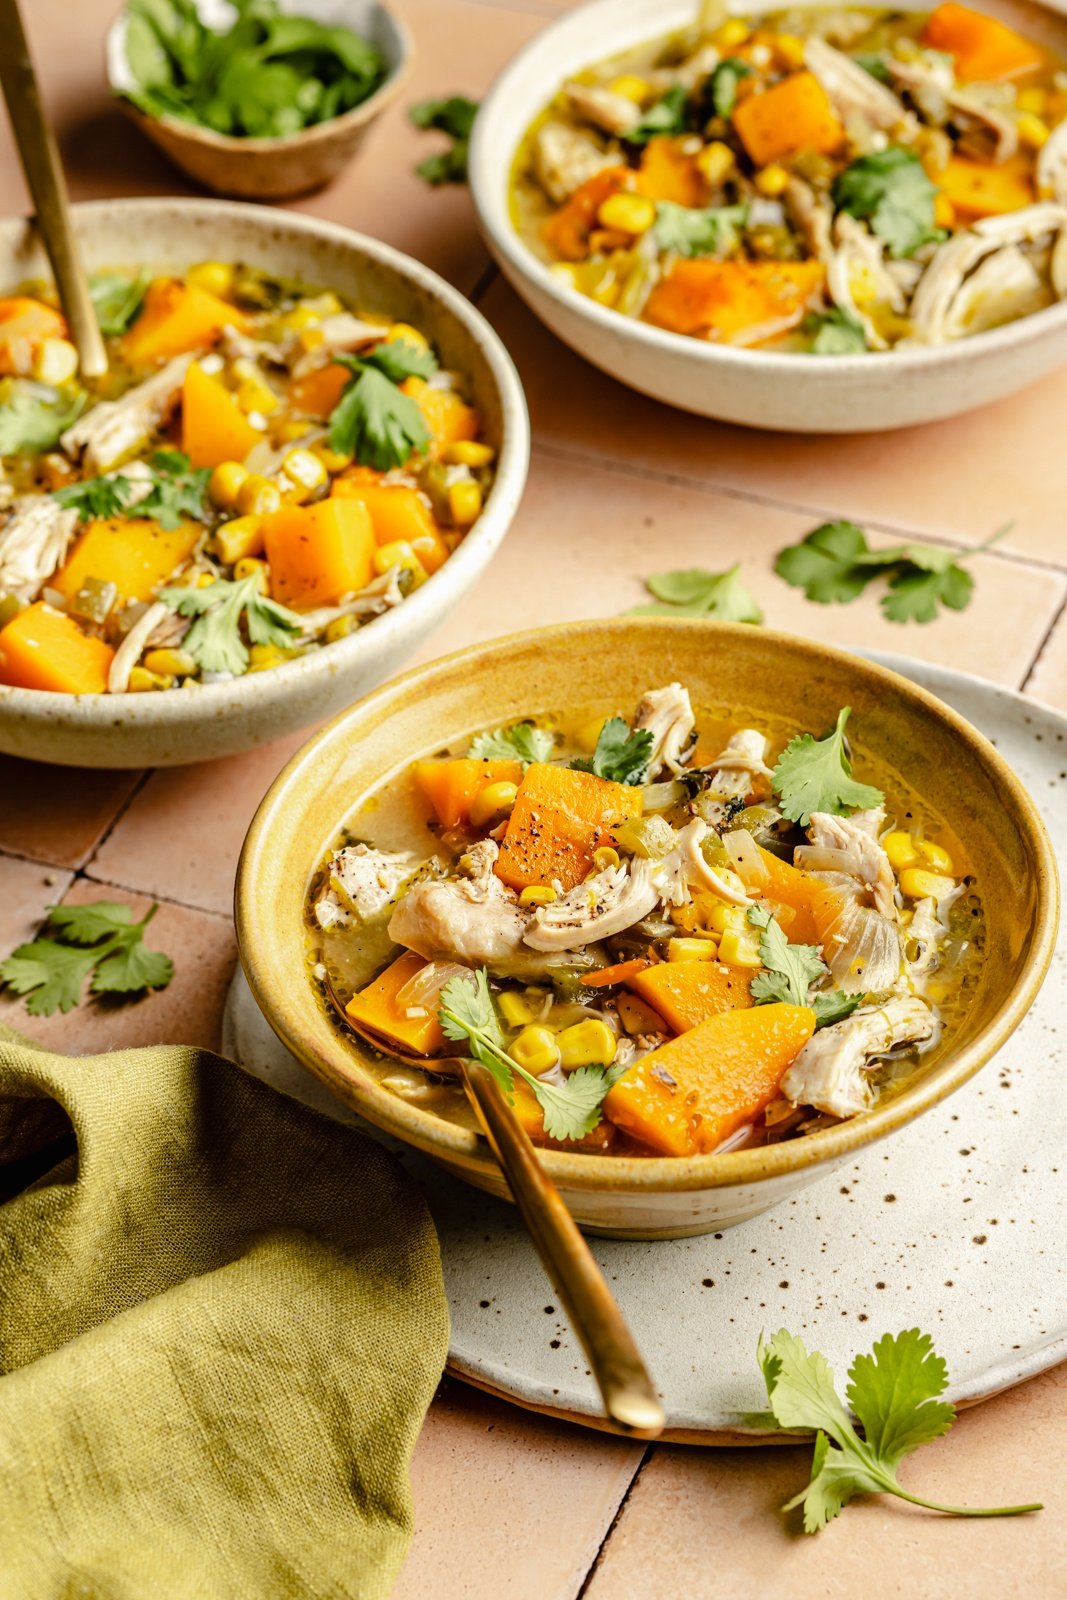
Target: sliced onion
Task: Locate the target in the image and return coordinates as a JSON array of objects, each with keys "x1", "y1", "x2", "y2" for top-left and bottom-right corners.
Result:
[
  {"x1": 819, "y1": 899, "x2": 902, "y2": 993},
  {"x1": 641, "y1": 778, "x2": 685, "y2": 811},
  {"x1": 794, "y1": 844, "x2": 867, "y2": 876},
  {"x1": 395, "y1": 959, "x2": 470, "y2": 1010},
  {"x1": 723, "y1": 828, "x2": 770, "y2": 885}
]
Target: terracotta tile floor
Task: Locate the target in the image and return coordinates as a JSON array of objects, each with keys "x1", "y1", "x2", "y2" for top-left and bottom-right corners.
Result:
[{"x1": 1, "y1": 0, "x2": 1065, "y2": 1595}]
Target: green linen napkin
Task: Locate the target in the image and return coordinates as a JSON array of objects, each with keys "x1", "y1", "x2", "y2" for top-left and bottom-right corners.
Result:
[{"x1": 0, "y1": 1027, "x2": 449, "y2": 1600}]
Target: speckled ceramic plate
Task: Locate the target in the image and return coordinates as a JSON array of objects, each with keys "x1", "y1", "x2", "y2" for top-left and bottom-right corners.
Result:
[{"x1": 225, "y1": 655, "x2": 1067, "y2": 1441}]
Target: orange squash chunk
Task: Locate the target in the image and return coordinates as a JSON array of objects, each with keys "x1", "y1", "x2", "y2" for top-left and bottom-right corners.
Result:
[
  {"x1": 643, "y1": 259, "x2": 824, "y2": 341},
  {"x1": 604, "y1": 1003, "x2": 816, "y2": 1157},
  {"x1": 289, "y1": 362, "x2": 349, "y2": 417},
  {"x1": 53, "y1": 517, "x2": 201, "y2": 606},
  {"x1": 634, "y1": 137, "x2": 706, "y2": 208},
  {"x1": 922, "y1": 2, "x2": 1045, "y2": 81},
  {"x1": 346, "y1": 951, "x2": 444, "y2": 1057},
  {"x1": 181, "y1": 360, "x2": 262, "y2": 468},
  {"x1": 0, "y1": 296, "x2": 67, "y2": 374},
  {"x1": 332, "y1": 479, "x2": 450, "y2": 572},
  {"x1": 494, "y1": 763, "x2": 643, "y2": 892},
  {"x1": 262, "y1": 498, "x2": 375, "y2": 610},
  {"x1": 543, "y1": 167, "x2": 630, "y2": 261},
  {"x1": 0, "y1": 602, "x2": 113, "y2": 694},
  {"x1": 400, "y1": 377, "x2": 479, "y2": 448},
  {"x1": 939, "y1": 152, "x2": 1034, "y2": 218},
  {"x1": 414, "y1": 757, "x2": 525, "y2": 829},
  {"x1": 729, "y1": 844, "x2": 825, "y2": 944},
  {"x1": 732, "y1": 72, "x2": 844, "y2": 166},
  {"x1": 629, "y1": 962, "x2": 753, "y2": 1033},
  {"x1": 120, "y1": 278, "x2": 248, "y2": 365}
]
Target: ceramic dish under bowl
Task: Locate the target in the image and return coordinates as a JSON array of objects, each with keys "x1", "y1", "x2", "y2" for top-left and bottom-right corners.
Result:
[
  {"x1": 0, "y1": 198, "x2": 528, "y2": 768},
  {"x1": 235, "y1": 618, "x2": 1058, "y2": 1239},
  {"x1": 106, "y1": 0, "x2": 412, "y2": 199},
  {"x1": 468, "y1": 0, "x2": 1067, "y2": 432}
]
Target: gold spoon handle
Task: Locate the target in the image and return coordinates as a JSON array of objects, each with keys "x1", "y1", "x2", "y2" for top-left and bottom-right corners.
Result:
[
  {"x1": 0, "y1": 0, "x2": 107, "y2": 377},
  {"x1": 463, "y1": 1060, "x2": 665, "y2": 1438}
]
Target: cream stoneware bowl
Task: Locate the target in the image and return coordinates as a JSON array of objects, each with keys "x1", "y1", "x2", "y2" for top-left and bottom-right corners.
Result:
[
  {"x1": 235, "y1": 619, "x2": 1059, "y2": 1240},
  {"x1": 106, "y1": 0, "x2": 412, "y2": 199},
  {"x1": 468, "y1": 0, "x2": 1067, "y2": 432},
  {"x1": 0, "y1": 198, "x2": 528, "y2": 768}
]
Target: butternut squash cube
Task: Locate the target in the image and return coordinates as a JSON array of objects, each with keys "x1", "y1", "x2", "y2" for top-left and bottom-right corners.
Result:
[
  {"x1": 53, "y1": 517, "x2": 202, "y2": 606},
  {"x1": 494, "y1": 763, "x2": 643, "y2": 893},
  {"x1": 644, "y1": 258, "x2": 824, "y2": 341},
  {"x1": 181, "y1": 360, "x2": 263, "y2": 468},
  {"x1": 400, "y1": 376, "x2": 479, "y2": 447},
  {"x1": 0, "y1": 602, "x2": 113, "y2": 695},
  {"x1": 414, "y1": 757, "x2": 525, "y2": 829},
  {"x1": 332, "y1": 478, "x2": 449, "y2": 571},
  {"x1": 922, "y1": 2, "x2": 1045, "y2": 81},
  {"x1": 939, "y1": 153, "x2": 1034, "y2": 218},
  {"x1": 346, "y1": 951, "x2": 444, "y2": 1056},
  {"x1": 120, "y1": 277, "x2": 248, "y2": 365},
  {"x1": 261, "y1": 497, "x2": 375, "y2": 610},
  {"x1": 732, "y1": 72, "x2": 844, "y2": 166},
  {"x1": 289, "y1": 362, "x2": 349, "y2": 418},
  {"x1": 629, "y1": 961, "x2": 753, "y2": 1033},
  {"x1": 634, "y1": 136, "x2": 707, "y2": 208}
]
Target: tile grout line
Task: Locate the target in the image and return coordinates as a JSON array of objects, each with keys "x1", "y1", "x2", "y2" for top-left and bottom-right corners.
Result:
[
  {"x1": 77, "y1": 864, "x2": 234, "y2": 925},
  {"x1": 468, "y1": 261, "x2": 501, "y2": 309},
  {"x1": 573, "y1": 1444, "x2": 654, "y2": 1600},
  {"x1": 1020, "y1": 586, "x2": 1067, "y2": 694},
  {"x1": 531, "y1": 438, "x2": 1067, "y2": 579},
  {"x1": 75, "y1": 766, "x2": 155, "y2": 874}
]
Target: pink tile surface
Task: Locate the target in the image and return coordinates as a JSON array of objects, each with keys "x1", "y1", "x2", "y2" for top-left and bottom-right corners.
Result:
[
  {"x1": 0, "y1": 758, "x2": 142, "y2": 870},
  {"x1": 0, "y1": 855, "x2": 73, "y2": 954}
]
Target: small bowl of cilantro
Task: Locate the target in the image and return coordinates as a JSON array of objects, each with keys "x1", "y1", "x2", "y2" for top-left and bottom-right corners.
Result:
[{"x1": 106, "y1": 0, "x2": 413, "y2": 199}]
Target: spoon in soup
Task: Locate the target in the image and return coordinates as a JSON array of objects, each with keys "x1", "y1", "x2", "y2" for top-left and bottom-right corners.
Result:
[{"x1": 0, "y1": 0, "x2": 108, "y2": 377}]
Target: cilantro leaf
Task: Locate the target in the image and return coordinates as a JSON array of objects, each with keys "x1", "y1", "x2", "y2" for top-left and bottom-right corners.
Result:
[
  {"x1": 760, "y1": 1327, "x2": 1040, "y2": 1531},
  {"x1": 810, "y1": 990, "x2": 862, "y2": 1028},
  {"x1": 360, "y1": 338, "x2": 439, "y2": 385},
  {"x1": 775, "y1": 521, "x2": 983, "y2": 623},
  {"x1": 832, "y1": 147, "x2": 943, "y2": 258},
  {"x1": 748, "y1": 905, "x2": 826, "y2": 1007},
  {"x1": 468, "y1": 721, "x2": 555, "y2": 765},
  {"x1": 0, "y1": 387, "x2": 85, "y2": 456},
  {"x1": 774, "y1": 521, "x2": 879, "y2": 604},
  {"x1": 0, "y1": 900, "x2": 173, "y2": 1016},
  {"x1": 653, "y1": 202, "x2": 747, "y2": 259},
  {"x1": 410, "y1": 95, "x2": 479, "y2": 185},
  {"x1": 328, "y1": 351, "x2": 431, "y2": 470},
  {"x1": 853, "y1": 51, "x2": 892, "y2": 82},
  {"x1": 771, "y1": 707, "x2": 884, "y2": 825},
  {"x1": 631, "y1": 563, "x2": 764, "y2": 624},
  {"x1": 90, "y1": 269, "x2": 150, "y2": 336},
  {"x1": 626, "y1": 84, "x2": 687, "y2": 145},
  {"x1": 570, "y1": 716, "x2": 654, "y2": 785},
  {"x1": 803, "y1": 308, "x2": 868, "y2": 354},
  {"x1": 54, "y1": 474, "x2": 134, "y2": 522},
  {"x1": 438, "y1": 968, "x2": 624, "y2": 1141},
  {"x1": 159, "y1": 575, "x2": 302, "y2": 676},
  {"x1": 881, "y1": 561, "x2": 972, "y2": 623},
  {"x1": 138, "y1": 449, "x2": 211, "y2": 530},
  {"x1": 708, "y1": 56, "x2": 752, "y2": 118}
]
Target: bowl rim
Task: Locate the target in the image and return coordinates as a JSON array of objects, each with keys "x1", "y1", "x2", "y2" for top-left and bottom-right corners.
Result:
[
  {"x1": 0, "y1": 196, "x2": 531, "y2": 730},
  {"x1": 236, "y1": 616, "x2": 1061, "y2": 1196},
  {"x1": 467, "y1": 0, "x2": 1067, "y2": 379},
  {"x1": 106, "y1": 0, "x2": 414, "y2": 151}
]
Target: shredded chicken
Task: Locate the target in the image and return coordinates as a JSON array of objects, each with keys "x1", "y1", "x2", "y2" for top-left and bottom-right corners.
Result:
[
  {"x1": 290, "y1": 313, "x2": 387, "y2": 379},
  {"x1": 910, "y1": 204, "x2": 1067, "y2": 342},
  {"x1": 0, "y1": 496, "x2": 78, "y2": 602},
  {"x1": 709, "y1": 728, "x2": 772, "y2": 795},
  {"x1": 108, "y1": 600, "x2": 169, "y2": 694},
  {"x1": 807, "y1": 808, "x2": 896, "y2": 918},
  {"x1": 563, "y1": 80, "x2": 641, "y2": 137},
  {"x1": 220, "y1": 323, "x2": 289, "y2": 367},
  {"x1": 781, "y1": 996, "x2": 936, "y2": 1118},
  {"x1": 1037, "y1": 117, "x2": 1067, "y2": 205},
  {"x1": 784, "y1": 176, "x2": 834, "y2": 263},
  {"x1": 316, "y1": 843, "x2": 416, "y2": 931},
  {"x1": 827, "y1": 214, "x2": 907, "y2": 349},
  {"x1": 61, "y1": 355, "x2": 192, "y2": 472},
  {"x1": 532, "y1": 121, "x2": 618, "y2": 203},
  {"x1": 524, "y1": 857, "x2": 659, "y2": 952},
  {"x1": 390, "y1": 839, "x2": 529, "y2": 963},
  {"x1": 672, "y1": 817, "x2": 750, "y2": 906},
  {"x1": 296, "y1": 569, "x2": 406, "y2": 639},
  {"x1": 634, "y1": 682, "x2": 695, "y2": 775},
  {"x1": 804, "y1": 36, "x2": 912, "y2": 132}
]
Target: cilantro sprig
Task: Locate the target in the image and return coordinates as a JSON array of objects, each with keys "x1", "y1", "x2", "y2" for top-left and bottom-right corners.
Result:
[
  {"x1": 774, "y1": 520, "x2": 1002, "y2": 623},
  {"x1": 625, "y1": 84, "x2": 687, "y2": 145},
  {"x1": 468, "y1": 721, "x2": 554, "y2": 765},
  {"x1": 803, "y1": 308, "x2": 867, "y2": 355},
  {"x1": 90, "y1": 269, "x2": 150, "y2": 336},
  {"x1": 1, "y1": 901, "x2": 174, "y2": 1016},
  {"x1": 707, "y1": 56, "x2": 753, "y2": 118},
  {"x1": 328, "y1": 338, "x2": 437, "y2": 469},
  {"x1": 438, "y1": 969, "x2": 625, "y2": 1142},
  {"x1": 760, "y1": 1328, "x2": 1042, "y2": 1531},
  {"x1": 0, "y1": 387, "x2": 85, "y2": 456},
  {"x1": 652, "y1": 202, "x2": 747, "y2": 260},
  {"x1": 54, "y1": 449, "x2": 210, "y2": 530},
  {"x1": 832, "y1": 146, "x2": 943, "y2": 258},
  {"x1": 410, "y1": 95, "x2": 479, "y2": 185},
  {"x1": 771, "y1": 707, "x2": 884, "y2": 826},
  {"x1": 630, "y1": 564, "x2": 764, "y2": 624},
  {"x1": 571, "y1": 716, "x2": 653, "y2": 785},
  {"x1": 159, "y1": 575, "x2": 302, "y2": 676},
  {"x1": 747, "y1": 906, "x2": 860, "y2": 1026}
]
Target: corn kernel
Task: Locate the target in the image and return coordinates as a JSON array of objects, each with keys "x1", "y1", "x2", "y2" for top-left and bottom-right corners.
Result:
[
  {"x1": 519, "y1": 885, "x2": 557, "y2": 907},
  {"x1": 324, "y1": 616, "x2": 353, "y2": 644},
  {"x1": 755, "y1": 163, "x2": 790, "y2": 197},
  {"x1": 696, "y1": 140, "x2": 736, "y2": 186},
  {"x1": 609, "y1": 74, "x2": 650, "y2": 101},
  {"x1": 312, "y1": 442, "x2": 352, "y2": 474},
  {"x1": 899, "y1": 867, "x2": 956, "y2": 901},
  {"x1": 280, "y1": 447, "x2": 328, "y2": 501},
  {"x1": 593, "y1": 845, "x2": 620, "y2": 872},
  {"x1": 1017, "y1": 111, "x2": 1049, "y2": 149},
  {"x1": 143, "y1": 648, "x2": 197, "y2": 678},
  {"x1": 208, "y1": 460, "x2": 250, "y2": 509},
  {"x1": 237, "y1": 378, "x2": 279, "y2": 416},
  {"x1": 127, "y1": 666, "x2": 173, "y2": 692},
  {"x1": 187, "y1": 261, "x2": 234, "y2": 296},
  {"x1": 231, "y1": 357, "x2": 262, "y2": 384},
  {"x1": 469, "y1": 780, "x2": 519, "y2": 829},
  {"x1": 884, "y1": 830, "x2": 920, "y2": 871},
  {"x1": 281, "y1": 305, "x2": 321, "y2": 332},
  {"x1": 234, "y1": 556, "x2": 270, "y2": 593},
  {"x1": 1017, "y1": 87, "x2": 1048, "y2": 115},
  {"x1": 196, "y1": 571, "x2": 218, "y2": 588},
  {"x1": 275, "y1": 419, "x2": 312, "y2": 445},
  {"x1": 235, "y1": 475, "x2": 282, "y2": 517},
  {"x1": 557, "y1": 1018, "x2": 617, "y2": 1069},
  {"x1": 668, "y1": 937, "x2": 720, "y2": 963},
  {"x1": 298, "y1": 325, "x2": 326, "y2": 352},
  {"x1": 596, "y1": 191, "x2": 657, "y2": 235},
  {"x1": 248, "y1": 643, "x2": 285, "y2": 672},
  {"x1": 499, "y1": 991, "x2": 542, "y2": 1028},
  {"x1": 718, "y1": 928, "x2": 763, "y2": 967},
  {"x1": 32, "y1": 337, "x2": 78, "y2": 385},
  {"x1": 510, "y1": 1025, "x2": 560, "y2": 1076},
  {"x1": 443, "y1": 440, "x2": 495, "y2": 468},
  {"x1": 918, "y1": 840, "x2": 955, "y2": 875},
  {"x1": 775, "y1": 32, "x2": 806, "y2": 69},
  {"x1": 715, "y1": 18, "x2": 750, "y2": 48},
  {"x1": 213, "y1": 515, "x2": 264, "y2": 564},
  {"x1": 387, "y1": 321, "x2": 430, "y2": 350},
  {"x1": 305, "y1": 292, "x2": 343, "y2": 316},
  {"x1": 707, "y1": 900, "x2": 748, "y2": 935},
  {"x1": 373, "y1": 540, "x2": 428, "y2": 583},
  {"x1": 934, "y1": 193, "x2": 957, "y2": 229},
  {"x1": 447, "y1": 479, "x2": 483, "y2": 527}
]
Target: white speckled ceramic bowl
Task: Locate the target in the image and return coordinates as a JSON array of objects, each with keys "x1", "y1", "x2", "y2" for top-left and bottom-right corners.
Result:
[
  {"x1": 106, "y1": 0, "x2": 413, "y2": 199},
  {"x1": 0, "y1": 198, "x2": 529, "y2": 768},
  {"x1": 235, "y1": 619, "x2": 1059, "y2": 1239},
  {"x1": 468, "y1": 0, "x2": 1067, "y2": 432}
]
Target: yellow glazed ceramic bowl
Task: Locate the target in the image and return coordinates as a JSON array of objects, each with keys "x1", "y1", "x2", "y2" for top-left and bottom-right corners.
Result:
[{"x1": 236, "y1": 619, "x2": 1059, "y2": 1239}]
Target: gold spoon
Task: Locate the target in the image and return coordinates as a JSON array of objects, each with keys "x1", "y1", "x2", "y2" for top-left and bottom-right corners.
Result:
[{"x1": 0, "y1": 0, "x2": 108, "y2": 377}]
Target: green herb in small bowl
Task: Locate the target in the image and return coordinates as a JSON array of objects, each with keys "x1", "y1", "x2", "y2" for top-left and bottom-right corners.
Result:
[{"x1": 107, "y1": 0, "x2": 412, "y2": 200}]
